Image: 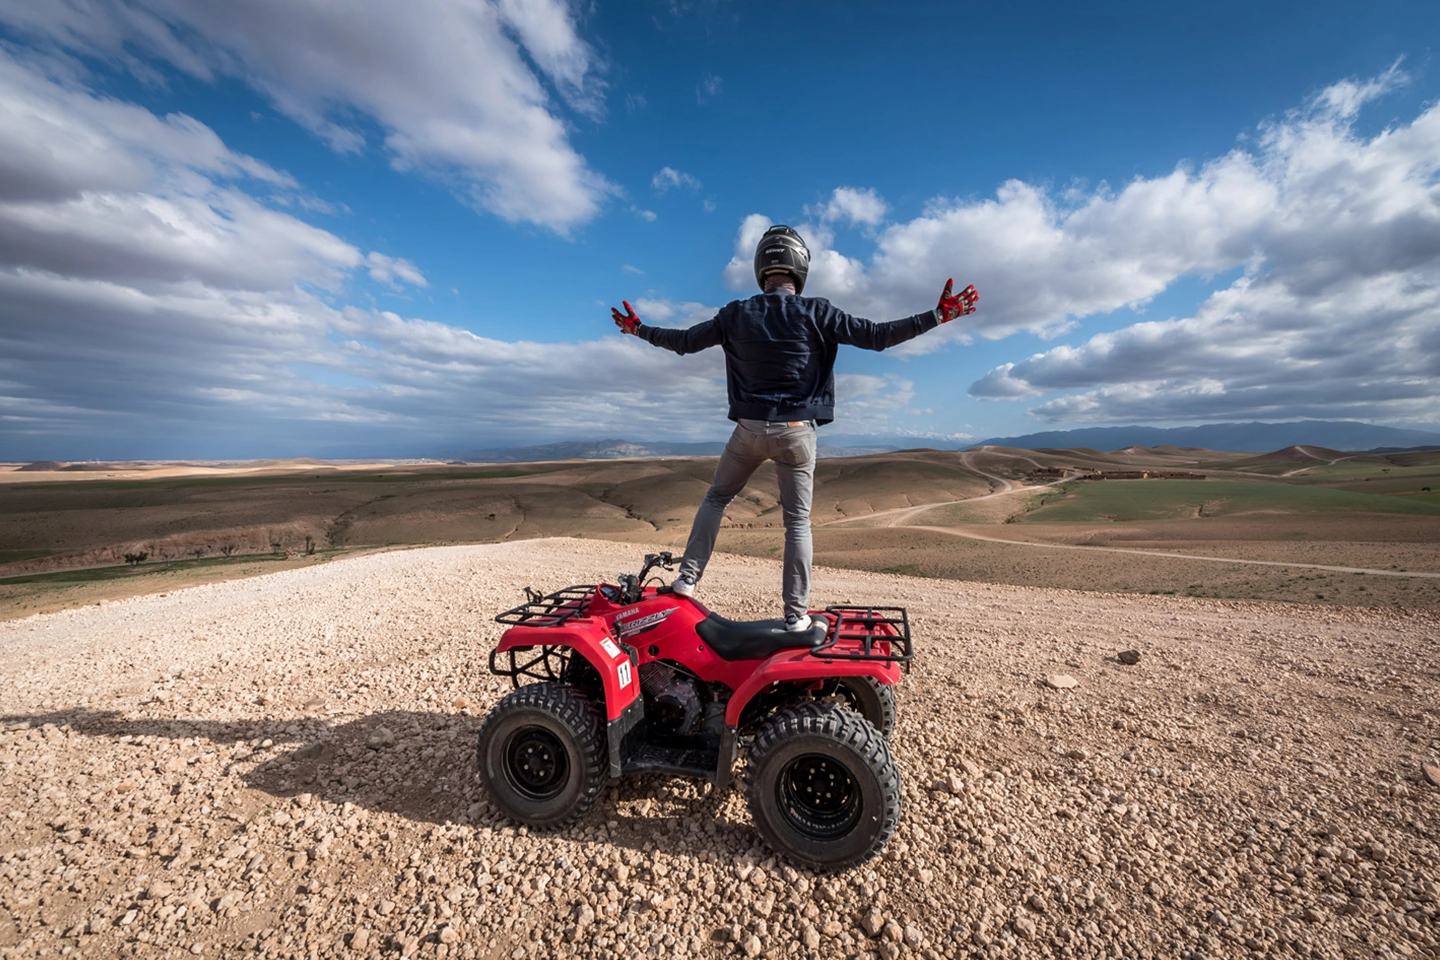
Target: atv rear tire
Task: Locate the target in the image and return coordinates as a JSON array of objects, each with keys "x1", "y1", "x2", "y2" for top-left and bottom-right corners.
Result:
[
  {"x1": 824, "y1": 677, "x2": 898, "y2": 739},
  {"x1": 745, "y1": 702, "x2": 901, "y2": 872},
  {"x1": 476, "y1": 682, "x2": 606, "y2": 830}
]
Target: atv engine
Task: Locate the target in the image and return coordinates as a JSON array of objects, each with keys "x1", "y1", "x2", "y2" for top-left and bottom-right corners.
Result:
[{"x1": 639, "y1": 660, "x2": 703, "y2": 736}]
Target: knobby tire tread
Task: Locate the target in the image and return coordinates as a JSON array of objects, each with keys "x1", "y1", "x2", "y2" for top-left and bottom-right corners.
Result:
[
  {"x1": 745, "y1": 701, "x2": 902, "y2": 872},
  {"x1": 477, "y1": 681, "x2": 606, "y2": 830}
]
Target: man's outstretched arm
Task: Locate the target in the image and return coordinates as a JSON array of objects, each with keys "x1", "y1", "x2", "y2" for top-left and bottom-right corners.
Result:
[
  {"x1": 826, "y1": 279, "x2": 979, "y2": 351},
  {"x1": 611, "y1": 300, "x2": 723, "y2": 356}
]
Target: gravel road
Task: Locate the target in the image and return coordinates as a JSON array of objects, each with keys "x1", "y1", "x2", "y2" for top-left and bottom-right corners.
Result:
[{"x1": 2, "y1": 539, "x2": 1437, "y2": 959}]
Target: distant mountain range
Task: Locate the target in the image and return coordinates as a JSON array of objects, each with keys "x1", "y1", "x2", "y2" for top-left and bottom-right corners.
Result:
[
  {"x1": 975, "y1": 421, "x2": 1440, "y2": 453},
  {"x1": 443, "y1": 421, "x2": 1440, "y2": 464}
]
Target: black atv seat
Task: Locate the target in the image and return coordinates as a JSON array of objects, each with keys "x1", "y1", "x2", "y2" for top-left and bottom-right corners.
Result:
[{"x1": 695, "y1": 612, "x2": 828, "y2": 662}]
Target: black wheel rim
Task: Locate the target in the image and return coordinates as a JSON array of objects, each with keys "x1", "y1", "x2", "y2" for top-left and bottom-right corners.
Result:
[
  {"x1": 503, "y1": 727, "x2": 570, "y2": 801},
  {"x1": 776, "y1": 752, "x2": 861, "y2": 840}
]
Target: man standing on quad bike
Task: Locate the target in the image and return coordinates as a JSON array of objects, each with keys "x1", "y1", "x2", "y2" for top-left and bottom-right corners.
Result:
[{"x1": 611, "y1": 224, "x2": 977, "y2": 631}]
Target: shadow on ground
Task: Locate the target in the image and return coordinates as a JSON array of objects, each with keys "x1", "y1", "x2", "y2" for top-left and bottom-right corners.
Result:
[{"x1": 3, "y1": 707, "x2": 752, "y2": 856}]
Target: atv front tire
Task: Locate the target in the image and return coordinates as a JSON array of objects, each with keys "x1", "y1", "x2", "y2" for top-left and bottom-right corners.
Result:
[
  {"x1": 745, "y1": 702, "x2": 901, "y2": 872},
  {"x1": 476, "y1": 682, "x2": 606, "y2": 830}
]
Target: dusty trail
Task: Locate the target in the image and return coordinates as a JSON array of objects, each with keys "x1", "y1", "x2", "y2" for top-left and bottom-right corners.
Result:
[
  {"x1": 902, "y1": 525, "x2": 1440, "y2": 578},
  {"x1": 1281, "y1": 446, "x2": 1359, "y2": 477},
  {"x1": 824, "y1": 453, "x2": 1042, "y2": 528}
]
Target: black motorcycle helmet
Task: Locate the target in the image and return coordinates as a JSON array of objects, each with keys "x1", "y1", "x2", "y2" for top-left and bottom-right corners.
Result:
[{"x1": 753, "y1": 224, "x2": 810, "y2": 294}]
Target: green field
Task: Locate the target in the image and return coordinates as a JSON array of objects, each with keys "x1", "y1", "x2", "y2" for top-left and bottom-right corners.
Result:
[
  {"x1": 0, "y1": 549, "x2": 51, "y2": 565},
  {"x1": 1015, "y1": 479, "x2": 1440, "y2": 524}
]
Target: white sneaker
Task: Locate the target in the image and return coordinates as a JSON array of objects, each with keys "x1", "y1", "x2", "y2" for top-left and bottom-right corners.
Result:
[
  {"x1": 784, "y1": 613, "x2": 811, "y2": 632},
  {"x1": 672, "y1": 573, "x2": 696, "y2": 597}
]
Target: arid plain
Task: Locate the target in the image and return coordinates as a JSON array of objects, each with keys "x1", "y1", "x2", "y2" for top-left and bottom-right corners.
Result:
[
  {"x1": 3, "y1": 444, "x2": 1440, "y2": 618},
  {"x1": 2, "y1": 446, "x2": 1439, "y2": 960}
]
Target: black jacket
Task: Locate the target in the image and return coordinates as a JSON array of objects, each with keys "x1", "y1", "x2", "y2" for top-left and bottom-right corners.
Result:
[{"x1": 637, "y1": 292, "x2": 938, "y2": 424}]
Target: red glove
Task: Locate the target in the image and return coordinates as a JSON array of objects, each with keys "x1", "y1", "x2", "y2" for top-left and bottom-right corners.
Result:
[
  {"x1": 935, "y1": 279, "x2": 979, "y2": 323},
  {"x1": 611, "y1": 301, "x2": 641, "y2": 335}
]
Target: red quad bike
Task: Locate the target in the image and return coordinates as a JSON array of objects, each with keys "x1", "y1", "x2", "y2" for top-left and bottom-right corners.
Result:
[{"x1": 477, "y1": 552, "x2": 912, "y2": 871}]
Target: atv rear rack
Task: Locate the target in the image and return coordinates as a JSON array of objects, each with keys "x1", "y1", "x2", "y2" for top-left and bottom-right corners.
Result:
[
  {"x1": 493, "y1": 585, "x2": 596, "y2": 627},
  {"x1": 812, "y1": 605, "x2": 913, "y2": 665}
]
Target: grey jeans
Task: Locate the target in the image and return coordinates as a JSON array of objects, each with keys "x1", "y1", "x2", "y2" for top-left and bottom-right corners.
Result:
[{"x1": 679, "y1": 419, "x2": 817, "y2": 619}]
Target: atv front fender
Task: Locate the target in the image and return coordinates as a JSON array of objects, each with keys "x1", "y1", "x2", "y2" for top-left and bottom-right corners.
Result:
[
  {"x1": 496, "y1": 620, "x2": 639, "y2": 721},
  {"x1": 724, "y1": 649, "x2": 900, "y2": 727}
]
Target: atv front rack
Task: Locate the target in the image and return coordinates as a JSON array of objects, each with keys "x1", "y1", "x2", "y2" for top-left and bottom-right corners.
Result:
[
  {"x1": 812, "y1": 606, "x2": 913, "y2": 665},
  {"x1": 488, "y1": 644, "x2": 573, "y2": 688},
  {"x1": 493, "y1": 585, "x2": 596, "y2": 627},
  {"x1": 489, "y1": 585, "x2": 598, "y2": 688}
]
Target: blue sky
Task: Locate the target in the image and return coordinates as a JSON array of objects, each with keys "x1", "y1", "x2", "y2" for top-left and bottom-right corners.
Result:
[{"x1": 1, "y1": 0, "x2": 1438, "y2": 459}]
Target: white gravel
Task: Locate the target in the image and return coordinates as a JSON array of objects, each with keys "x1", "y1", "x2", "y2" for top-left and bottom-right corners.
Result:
[{"x1": 1, "y1": 538, "x2": 1437, "y2": 959}]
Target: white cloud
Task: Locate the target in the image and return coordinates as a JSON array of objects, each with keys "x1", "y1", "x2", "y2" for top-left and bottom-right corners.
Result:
[
  {"x1": 0, "y1": 54, "x2": 294, "y2": 204},
  {"x1": 977, "y1": 270, "x2": 1440, "y2": 424},
  {"x1": 1313, "y1": 59, "x2": 1406, "y2": 120},
  {"x1": 364, "y1": 252, "x2": 427, "y2": 289},
  {"x1": 319, "y1": 307, "x2": 729, "y2": 439},
  {"x1": 0, "y1": 268, "x2": 733, "y2": 452},
  {"x1": 651, "y1": 166, "x2": 701, "y2": 192},
  {"x1": 834, "y1": 373, "x2": 916, "y2": 421},
  {"x1": 0, "y1": 52, "x2": 731, "y2": 456},
  {"x1": 810, "y1": 187, "x2": 888, "y2": 228},
  {"x1": 961, "y1": 70, "x2": 1440, "y2": 424},
  {"x1": 0, "y1": 56, "x2": 363, "y2": 293},
  {"x1": 493, "y1": 0, "x2": 604, "y2": 117},
  {"x1": 628, "y1": 298, "x2": 717, "y2": 328},
  {"x1": 0, "y1": 0, "x2": 613, "y2": 233}
]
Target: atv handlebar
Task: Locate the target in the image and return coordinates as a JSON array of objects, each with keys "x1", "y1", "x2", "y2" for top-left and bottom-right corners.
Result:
[
  {"x1": 640, "y1": 551, "x2": 676, "y2": 582},
  {"x1": 615, "y1": 551, "x2": 677, "y2": 604}
]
